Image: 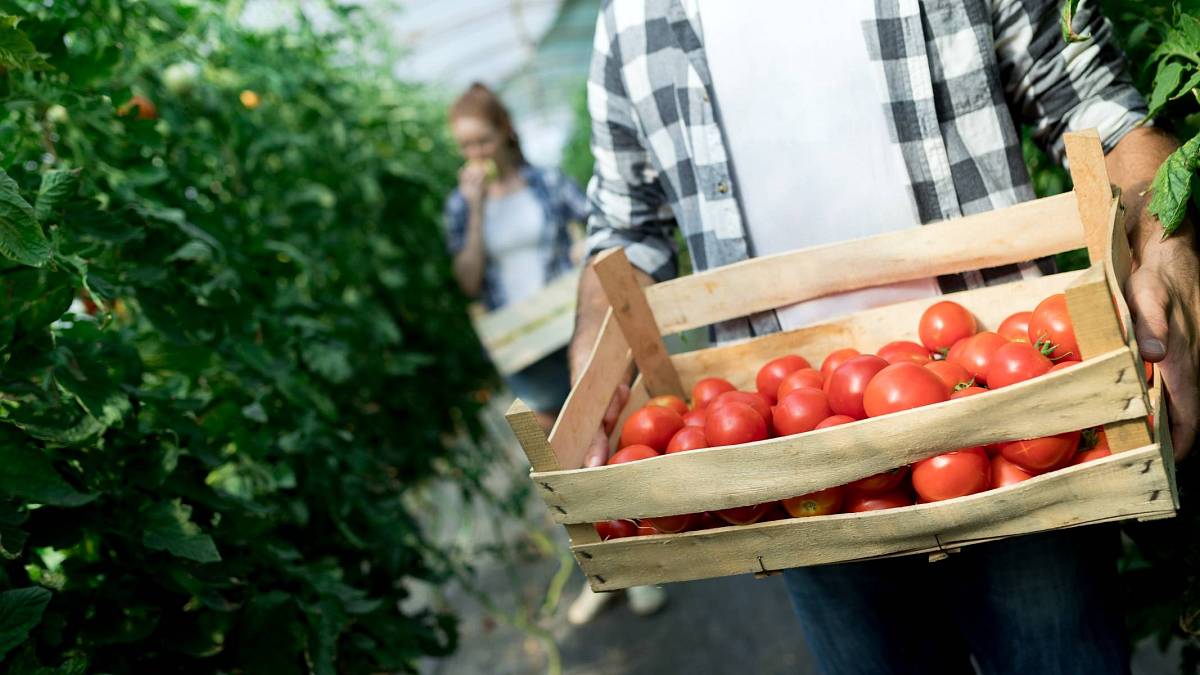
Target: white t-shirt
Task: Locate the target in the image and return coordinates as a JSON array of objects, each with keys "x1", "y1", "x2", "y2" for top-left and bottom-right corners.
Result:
[
  {"x1": 697, "y1": 1, "x2": 940, "y2": 329},
  {"x1": 484, "y1": 187, "x2": 546, "y2": 306}
]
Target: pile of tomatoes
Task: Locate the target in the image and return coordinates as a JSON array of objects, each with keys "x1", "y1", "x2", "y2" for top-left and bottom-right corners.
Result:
[{"x1": 594, "y1": 293, "x2": 1136, "y2": 541}]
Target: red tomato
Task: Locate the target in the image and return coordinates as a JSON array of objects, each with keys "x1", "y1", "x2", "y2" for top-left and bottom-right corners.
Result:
[
  {"x1": 925, "y1": 360, "x2": 972, "y2": 394},
  {"x1": 862, "y1": 363, "x2": 948, "y2": 417},
  {"x1": 918, "y1": 301, "x2": 977, "y2": 353},
  {"x1": 1072, "y1": 446, "x2": 1112, "y2": 465},
  {"x1": 877, "y1": 340, "x2": 933, "y2": 365},
  {"x1": 946, "y1": 337, "x2": 971, "y2": 367},
  {"x1": 815, "y1": 414, "x2": 857, "y2": 429},
  {"x1": 912, "y1": 447, "x2": 990, "y2": 502},
  {"x1": 986, "y1": 342, "x2": 1052, "y2": 388},
  {"x1": 825, "y1": 355, "x2": 889, "y2": 419},
  {"x1": 776, "y1": 368, "x2": 825, "y2": 401},
  {"x1": 846, "y1": 490, "x2": 914, "y2": 512},
  {"x1": 999, "y1": 431, "x2": 1082, "y2": 472},
  {"x1": 950, "y1": 386, "x2": 988, "y2": 399},
  {"x1": 954, "y1": 331, "x2": 1009, "y2": 385},
  {"x1": 714, "y1": 503, "x2": 772, "y2": 525},
  {"x1": 619, "y1": 406, "x2": 684, "y2": 452},
  {"x1": 644, "y1": 513, "x2": 694, "y2": 534},
  {"x1": 682, "y1": 408, "x2": 708, "y2": 428},
  {"x1": 849, "y1": 466, "x2": 909, "y2": 495},
  {"x1": 820, "y1": 348, "x2": 861, "y2": 379},
  {"x1": 666, "y1": 426, "x2": 708, "y2": 453},
  {"x1": 595, "y1": 519, "x2": 637, "y2": 540},
  {"x1": 1028, "y1": 294, "x2": 1079, "y2": 360},
  {"x1": 711, "y1": 391, "x2": 772, "y2": 424},
  {"x1": 607, "y1": 444, "x2": 659, "y2": 464},
  {"x1": 757, "y1": 502, "x2": 791, "y2": 522},
  {"x1": 705, "y1": 402, "x2": 769, "y2": 446},
  {"x1": 691, "y1": 377, "x2": 736, "y2": 410},
  {"x1": 688, "y1": 512, "x2": 724, "y2": 531},
  {"x1": 635, "y1": 522, "x2": 658, "y2": 536},
  {"x1": 772, "y1": 388, "x2": 833, "y2": 436},
  {"x1": 998, "y1": 311, "x2": 1033, "y2": 343},
  {"x1": 647, "y1": 394, "x2": 689, "y2": 416},
  {"x1": 1048, "y1": 359, "x2": 1080, "y2": 373},
  {"x1": 781, "y1": 486, "x2": 844, "y2": 517},
  {"x1": 1145, "y1": 360, "x2": 1154, "y2": 384},
  {"x1": 756, "y1": 355, "x2": 812, "y2": 403},
  {"x1": 991, "y1": 454, "x2": 1035, "y2": 488}
]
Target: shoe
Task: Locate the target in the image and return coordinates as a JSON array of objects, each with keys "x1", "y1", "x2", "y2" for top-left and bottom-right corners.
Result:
[
  {"x1": 626, "y1": 585, "x2": 667, "y2": 616},
  {"x1": 567, "y1": 585, "x2": 616, "y2": 625}
]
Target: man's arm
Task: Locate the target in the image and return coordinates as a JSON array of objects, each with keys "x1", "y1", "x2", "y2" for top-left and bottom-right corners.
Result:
[
  {"x1": 1106, "y1": 127, "x2": 1199, "y2": 459},
  {"x1": 571, "y1": 6, "x2": 678, "y2": 467}
]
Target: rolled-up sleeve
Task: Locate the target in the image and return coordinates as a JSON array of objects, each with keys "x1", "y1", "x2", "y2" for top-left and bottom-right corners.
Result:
[
  {"x1": 443, "y1": 191, "x2": 469, "y2": 255},
  {"x1": 993, "y1": 0, "x2": 1148, "y2": 165},
  {"x1": 584, "y1": 7, "x2": 678, "y2": 281}
]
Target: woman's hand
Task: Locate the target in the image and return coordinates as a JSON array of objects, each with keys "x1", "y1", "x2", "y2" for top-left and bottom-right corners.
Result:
[{"x1": 458, "y1": 162, "x2": 489, "y2": 210}]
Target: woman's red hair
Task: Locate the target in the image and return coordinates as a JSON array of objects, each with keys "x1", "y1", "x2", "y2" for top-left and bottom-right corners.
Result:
[{"x1": 449, "y1": 82, "x2": 525, "y2": 164}]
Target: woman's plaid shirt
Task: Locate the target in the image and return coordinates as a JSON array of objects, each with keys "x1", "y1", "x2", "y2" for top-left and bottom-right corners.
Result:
[{"x1": 584, "y1": 0, "x2": 1147, "y2": 341}]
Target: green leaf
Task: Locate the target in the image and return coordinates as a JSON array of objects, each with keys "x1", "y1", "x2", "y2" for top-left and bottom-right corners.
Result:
[
  {"x1": 0, "y1": 170, "x2": 51, "y2": 267},
  {"x1": 141, "y1": 499, "x2": 222, "y2": 563},
  {"x1": 0, "y1": 442, "x2": 95, "y2": 507},
  {"x1": 1149, "y1": 14, "x2": 1200, "y2": 65},
  {"x1": 1146, "y1": 61, "x2": 1185, "y2": 120},
  {"x1": 0, "y1": 587, "x2": 52, "y2": 660},
  {"x1": 1147, "y1": 134, "x2": 1200, "y2": 237},
  {"x1": 33, "y1": 170, "x2": 80, "y2": 224},
  {"x1": 1060, "y1": 0, "x2": 1091, "y2": 44},
  {"x1": 0, "y1": 16, "x2": 50, "y2": 72},
  {"x1": 302, "y1": 342, "x2": 352, "y2": 384}
]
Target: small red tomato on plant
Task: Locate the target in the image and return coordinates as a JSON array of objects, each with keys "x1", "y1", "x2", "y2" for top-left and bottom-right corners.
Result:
[{"x1": 918, "y1": 301, "x2": 977, "y2": 353}]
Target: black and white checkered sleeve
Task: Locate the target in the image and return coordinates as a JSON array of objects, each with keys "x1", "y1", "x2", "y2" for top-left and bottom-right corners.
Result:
[
  {"x1": 583, "y1": 4, "x2": 679, "y2": 282},
  {"x1": 993, "y1": 0, "x2": 1147, "y2": 165}
]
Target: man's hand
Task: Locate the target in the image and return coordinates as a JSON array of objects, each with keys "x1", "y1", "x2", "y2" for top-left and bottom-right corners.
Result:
[
  {"x1": 1124, "y1": 226, "x2": 1199, "y2": 460},
  {"x1": 569, "y1": 262, "x2": 645, "y2": 468},
  {"x1": 1107, "y1": 127, "x2": 1199, "y2": 459}
]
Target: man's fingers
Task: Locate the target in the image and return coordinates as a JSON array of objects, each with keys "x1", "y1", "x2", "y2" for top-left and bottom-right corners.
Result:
[
  {"x1": 602, "y1": 383, "x2": 631, "y2": 434},
  {"x1": 1160, "y1": 357, "x2": 1198, "y2": 461},
  {"x1": 583, "y1": 429, "x2": 609, "y2": 468},
  {"x1": 1125, "y1": 270, "x2": 1171, "y2": 362}
]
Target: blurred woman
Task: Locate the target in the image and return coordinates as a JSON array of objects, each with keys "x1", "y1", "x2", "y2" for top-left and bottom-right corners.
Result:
[{"x1": 444, "y1": 83, "x2": 586, "y2": 430}]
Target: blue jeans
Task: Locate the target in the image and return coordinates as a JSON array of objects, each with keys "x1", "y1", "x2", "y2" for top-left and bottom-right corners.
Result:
[{"x1": 782, "y1": 526, "x2": 1129, "y2": 675}]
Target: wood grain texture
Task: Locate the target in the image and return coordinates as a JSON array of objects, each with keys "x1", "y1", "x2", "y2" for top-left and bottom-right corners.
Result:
[
  {"x1": 505, "y1": 400, "x2": 600, "y2": 545},
  {"x1": 1063, "y1": 130, "x2": 1114, "y2": 267},
  {"x1": 643, "y1": 193, "x2": 1083, "y2": 335},
  {"x1": 535, "y1": 348, "x2": 1147, "y2": 524},
  {"x1": 547, "y1": 309, "x2": 632, "y2": 471},
  {"x1": 485, "y1": 306, "x2": 576, "y2": 376},
  {"x1": 573, "y1": 445, "x2": 1173, "y2": 590},
  {"x1": 1152, "y1": 378, "x2": 1180, "y2": 509},
  {"x1": 473, "y1": 268, "x2": 580, "y2": 350},
  {"x1": 672, "y1": 270, "x2": 1084, "y2": 391},
  {"x1": 592, "y1": 248, "x2": 684, "y2": 398}
]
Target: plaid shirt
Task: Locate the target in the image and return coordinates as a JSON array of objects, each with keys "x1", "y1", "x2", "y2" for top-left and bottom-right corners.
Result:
[
  {"x1": 445, "y1": 164, "x2": 589, "y2": 310},
  {"x1": 584, "y1": 0, "x2": 1147, "y2": 342}
]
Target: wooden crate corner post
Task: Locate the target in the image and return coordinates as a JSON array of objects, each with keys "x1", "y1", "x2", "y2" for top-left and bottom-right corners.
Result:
[
  {"x1": 504, "y1": 399, "x2": 601, "y2": 546},
  {"x1": 1062, "y1": 130, "x2": 1152, "y2": 453},
  {"x1": 590, "y1": 248, "x2": 685, "y2": 399}
]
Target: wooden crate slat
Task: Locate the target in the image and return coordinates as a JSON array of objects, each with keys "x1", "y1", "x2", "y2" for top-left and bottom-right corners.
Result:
[
  {"x1": 573, "y1": 445, "x2": 1171, "y2": 590},
  {"x1": 547, "y1": 309, "x2": 632, "y2": 471},
  {"x1": 473, "y1": 269, "x2": 580, "y2": 350},
  {"x1": 672, "y1": 269, "x2": 1084, "y2": 391},
  {"x1": 536, "y1": 348, "x2": 1146, "y2": 524},
  {"x1": 487, "y1": 303, "x2": 576, "y2": 376},
  {"x1": 645, "y1": 192, "x2": 1083, "y2": 335}
]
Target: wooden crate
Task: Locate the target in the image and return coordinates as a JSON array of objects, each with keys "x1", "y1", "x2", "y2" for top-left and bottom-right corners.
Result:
[
  {"x1": 505, "y1": 131, "x2": 1178, "y2": 591},
  {"x1": 471, "y1": 268, "x2": 580, "y2": 376}
]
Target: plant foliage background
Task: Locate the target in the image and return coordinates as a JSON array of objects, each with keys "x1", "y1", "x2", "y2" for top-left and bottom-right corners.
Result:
[{"x1": 0, "y1": 1, "x2": 503, "y2": 672}]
